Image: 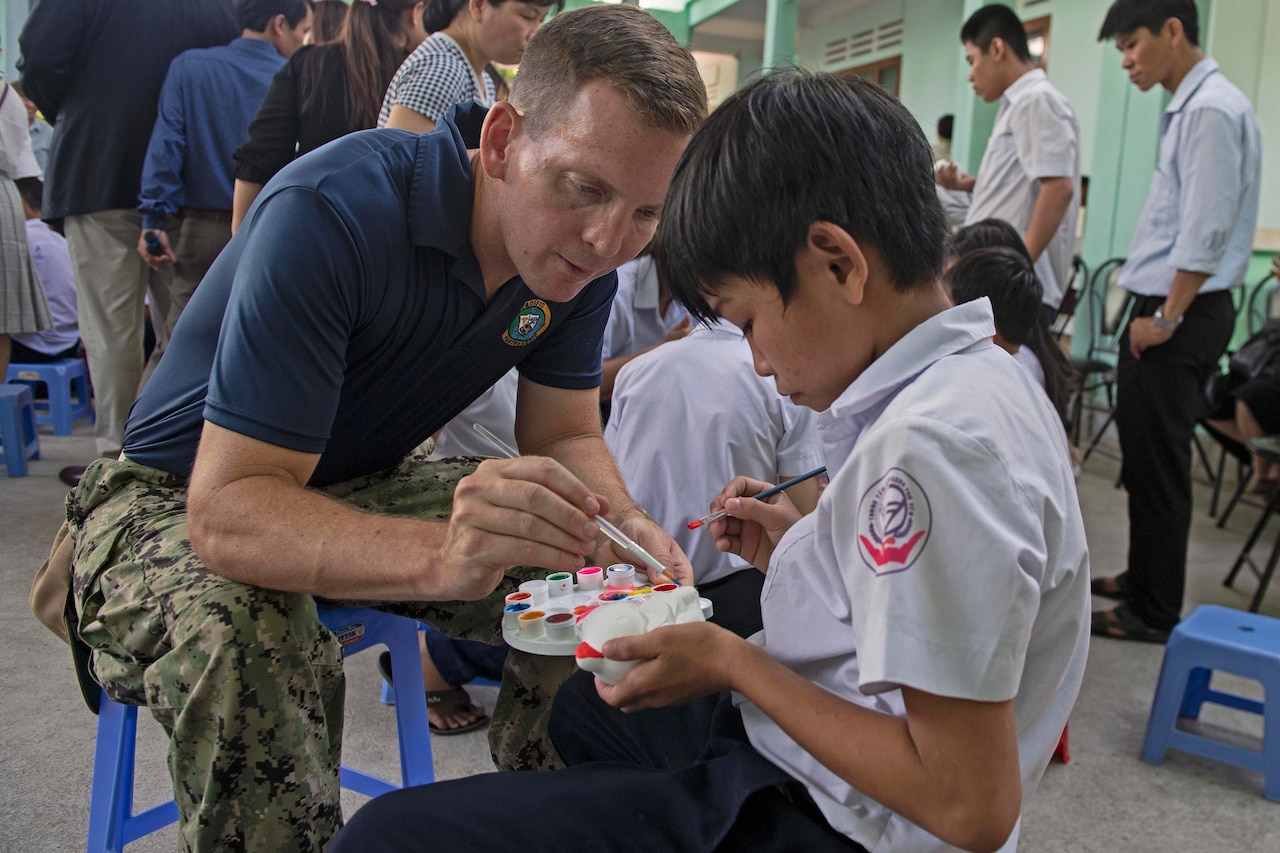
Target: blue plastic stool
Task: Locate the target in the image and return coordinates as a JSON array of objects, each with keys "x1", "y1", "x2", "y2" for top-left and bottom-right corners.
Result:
[
  {"x1": 1141, "y1": 605, "x2": 1280, "y2": 801},
  {"x1": 0, "y1": 384, "x2": 41, "y2": 476},
  {"x1": 6, "y1": 359, "x2": 95, "y2": 435},
  {"x1": 85, "y1": 605, "x2": 434, "y2": 852}
]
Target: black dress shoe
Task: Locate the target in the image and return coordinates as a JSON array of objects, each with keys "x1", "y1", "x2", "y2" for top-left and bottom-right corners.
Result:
[{"x1": 59, "y1": 465, "x2": 87, "y2": 488}]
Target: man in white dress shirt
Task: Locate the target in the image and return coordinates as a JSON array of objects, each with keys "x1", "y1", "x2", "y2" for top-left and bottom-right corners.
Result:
[{"x1": 936, "y1": 4, "x2": 1079, "y2": 321}]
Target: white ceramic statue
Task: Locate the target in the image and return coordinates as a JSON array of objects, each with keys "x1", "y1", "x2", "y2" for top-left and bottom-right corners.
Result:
[{"x1": 574, "y1": 586, "x2": 705, "y2": 684}]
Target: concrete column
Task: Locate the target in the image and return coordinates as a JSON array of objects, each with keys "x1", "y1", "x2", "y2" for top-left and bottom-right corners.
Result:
[{"x1": 763, "y1": 0, "x2": 797, "y2": 70}]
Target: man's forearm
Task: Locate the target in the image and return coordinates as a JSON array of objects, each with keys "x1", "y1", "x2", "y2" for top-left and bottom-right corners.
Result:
[
  {"x1": 534, "y1": 432, "x2": 640, "y2": 523},
  {"x1": 189, "y1": 473, "x2": 450, "y2": 601},
  {"x1": 1161, "y1": 269, "x2": 1212, "y2": 320},
  {"x1": 1023, "y1": 177, "x2": 1074, "y2": 262}
]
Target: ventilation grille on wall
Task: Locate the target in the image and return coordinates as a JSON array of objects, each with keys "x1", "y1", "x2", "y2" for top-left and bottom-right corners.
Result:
[
  {"x1": 823, "y1": 19, "x2": 904, "y2": 68},
  {"x1": 1019, "y1": 0, "x2": 1051, "y2": 8}
]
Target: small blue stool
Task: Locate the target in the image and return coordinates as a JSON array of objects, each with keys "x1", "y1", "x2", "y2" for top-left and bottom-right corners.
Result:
[
  {"x1": 85, "y1": 605, "x2": 435, "y2": 852},
  {"x1": 1141, "y1": 605, "x2": 1280, "y2": 801},
  {"x1": 6, "y1": 358, "x2": 95, "y2": 435},
  {"x1": 0, "y1": 384, "x2": 41, "y2": 476}
]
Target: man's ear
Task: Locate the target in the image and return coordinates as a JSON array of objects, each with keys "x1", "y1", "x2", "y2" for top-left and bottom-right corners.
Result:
[
  {"x1": 802, "y1": 221, "x2": 868, "y2": 306},
  {"x1": 478, "y1": 101, "x2": 522, "y2": 180},
  {"x1": 1164, "y1": 16, "x2": 1185, "y2": 46},
  {"x1": 988, "y1": 36, "x2": 1006, "y2": 62},
  {"x1": 469, "y1": 0, "x2": 487, "y2": 22}
]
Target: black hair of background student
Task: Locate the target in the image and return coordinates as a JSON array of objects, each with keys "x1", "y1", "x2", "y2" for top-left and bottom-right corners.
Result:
[
  {"x1": 937, "y1": 113, "x2": 953, "y2": 143},
  {"x1": 1098, "y1": 0, "x2": 1199, "y2": 45},
  {"x1": 238, "y1": 0, "x2": 311, "y2": 32},
  {"x1": 949, "y1": 218, "x2": 1031, "y2": 264},
  {"x1": 656, "y1": 69, "x2": 947, "y2": 323},
  {"x1": 960, "y1": 3, "x2": 1033, "y2": 61},
  {"x1": 945, "y1": 247, "x2": 1075, "y2": 426}
]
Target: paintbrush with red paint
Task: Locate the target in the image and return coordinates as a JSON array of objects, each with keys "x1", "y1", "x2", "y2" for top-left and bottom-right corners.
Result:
[{"x1": 687, "y1": 466, "x2": 827, "y2": 530}]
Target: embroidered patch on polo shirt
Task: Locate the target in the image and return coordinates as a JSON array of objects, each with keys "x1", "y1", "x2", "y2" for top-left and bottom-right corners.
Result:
[
  {"x1": 856, "y1": 467, "x2": 932, "y2": 575},
  {"x1": 503, "y1": 299, "x2": 551, "y2": 346}
]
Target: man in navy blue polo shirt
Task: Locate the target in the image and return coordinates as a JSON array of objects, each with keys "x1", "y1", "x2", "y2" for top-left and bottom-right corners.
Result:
[{"x1": 54, "y1": 6, "x2": 707, "y2": 850}]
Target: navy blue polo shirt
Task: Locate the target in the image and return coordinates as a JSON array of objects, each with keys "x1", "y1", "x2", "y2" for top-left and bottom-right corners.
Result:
[{"x1": 124, "y1": 104, "x2": 616, "y2": 486}]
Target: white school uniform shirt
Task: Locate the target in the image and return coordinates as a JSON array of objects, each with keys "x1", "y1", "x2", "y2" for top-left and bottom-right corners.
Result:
[
  {"x1": 1015, "y1": 344, "x2": 1045, "y2": 389},
  {"x1": 604, "y1": 322, "x2": 823, "y2": 585},
  {"x1": 432, "y1": 369, "x2": 519, "y2": 459},
  {"x1": 737, "y1": 299, "x2": 1090, "y2": 852},
  {"x1": 966, "y1": 68, "x2": 1080, "y2": 310},
  {"x1": 1118, "y1": 58, "x2": 1261, "y2": 297},
  {"x1": 11, "y1": 219, "x2": 79, "y2": 356},
  {"x1": 600, "y1": 256, "x2": 688, "y2": 360}
]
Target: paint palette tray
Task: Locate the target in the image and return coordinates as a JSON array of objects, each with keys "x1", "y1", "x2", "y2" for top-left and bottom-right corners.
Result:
[{"x1": 501, "y1": 565, "x2": 711, "y2": 656}]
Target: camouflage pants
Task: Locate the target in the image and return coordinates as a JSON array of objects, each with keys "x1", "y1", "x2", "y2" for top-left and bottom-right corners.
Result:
[{"x1": 67, "y1": 450, "x2": 575, "y2": 852}]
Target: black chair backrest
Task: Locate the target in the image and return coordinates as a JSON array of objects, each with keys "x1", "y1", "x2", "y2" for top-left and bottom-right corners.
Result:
[
  {"x1": 1050, "y1": 255, "x2": 1089, "y2": 339},
  {"x1": 1085, "y1": 258, "x2": 1131, "y2": 361},
  {"x1": 1247, "y1": 273, "x2": 1279, "y2": 336}
]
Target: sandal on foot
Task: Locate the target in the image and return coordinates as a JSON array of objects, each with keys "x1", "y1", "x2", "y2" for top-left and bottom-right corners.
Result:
[
  {"x1": 1090, "y1": 604, "x2": 1170, "y2": 644},
  {"x1": 425, "y1": 687, "x2": 489, "y2": 736},
  {"x1": 1089, "y1": 574, "x2": 1127, "y2": 601},
  {"x1": 377, "y1": 652, "x2": 489, "y2": 735}
]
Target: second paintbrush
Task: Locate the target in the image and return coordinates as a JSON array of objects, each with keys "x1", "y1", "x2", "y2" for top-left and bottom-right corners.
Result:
[{"x1": 686, "y1": 466, "x2": 827, "y2": 530}]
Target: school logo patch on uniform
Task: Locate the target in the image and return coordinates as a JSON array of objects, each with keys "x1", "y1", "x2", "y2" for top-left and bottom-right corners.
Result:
[
  {"x1": 856, "y1": 467, "x2": 932, "y2": 575},
  {"x1": 503, "y1": 299, "x2": 551, "y2": 346}
]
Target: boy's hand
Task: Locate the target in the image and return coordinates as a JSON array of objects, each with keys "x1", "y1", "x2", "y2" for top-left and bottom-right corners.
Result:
[
  {"x1": 709, "y1": 475, "x2": 802, "y2": 571},
  {"x1": 594, "y1": 512, "x2": 694, "y2": 586},
  {"x1": 595, "y1": 622, "x2": 742, "y2": 712},
  {"x1": 934, "y1": 161, "x2": 975, "y2": 193}
]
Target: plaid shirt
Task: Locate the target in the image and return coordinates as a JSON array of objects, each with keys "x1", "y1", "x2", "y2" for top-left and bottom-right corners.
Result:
[{"x1": 377, "y1": 33, "x2": 494, "y2": 128}]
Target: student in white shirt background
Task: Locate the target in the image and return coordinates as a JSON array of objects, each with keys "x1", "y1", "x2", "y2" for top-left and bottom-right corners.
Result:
[
  {"x1": 936, "y1": 4, "x2": 1080, "y2": 323},
  {"x1": 945, "y1": 218, "x2": 1075, "y2": 429},
  {"x1": 599, "y1": 251, "x2": 691, "y2": 409},
  {"x1": 604, "y1": 318, "x2": 823, "y2": 637}
]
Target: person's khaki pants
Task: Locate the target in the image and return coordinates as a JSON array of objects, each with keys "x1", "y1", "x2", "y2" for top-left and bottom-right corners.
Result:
[{"x1": 65, "y1": 209, "x2": 177, "y2": 456}]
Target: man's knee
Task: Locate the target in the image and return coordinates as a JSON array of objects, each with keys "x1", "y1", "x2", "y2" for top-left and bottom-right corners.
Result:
[{"x1": 489, "y1": 650, "x2": 577, "y2": 771}]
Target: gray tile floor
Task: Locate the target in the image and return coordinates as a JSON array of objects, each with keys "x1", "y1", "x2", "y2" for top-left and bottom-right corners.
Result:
[{"x1": 2, "y1": 421, "x2": 1279, "y2": 851}]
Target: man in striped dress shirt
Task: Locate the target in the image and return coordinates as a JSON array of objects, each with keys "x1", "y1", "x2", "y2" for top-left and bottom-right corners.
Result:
[{"x1": 1091, "y1": 0, "x2": 1262, "y2": 643}]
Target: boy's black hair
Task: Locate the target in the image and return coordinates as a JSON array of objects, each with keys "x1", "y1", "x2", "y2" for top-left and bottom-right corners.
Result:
[
  {"x1": 655, "y1": 69, "x2": 947, "y2": 324},
  {"x1": 945, "y1": 246, "x2": 1075, "y2": 424},
  {"x1": 960, "y1": 4, "x2": 1032, "y2": 63},
  {"x1": 237, "y1": 0, "x2": 311, "y2": 32},
  {"x1": 15, "y1": 177, "x2": 42, "y2": 214},
  {"x1": 948, "y1": 218, "x2": 1031, "y2": 264},
  {"x1": 946, "y1": 247, "x2": 1042, "y2": 345},
  {"x1": 937, "y1": 113, "x2": 954, "y2": 142},
  {"x1": 1098, "y1": 0, "x2": 1199, "y2": 46}
]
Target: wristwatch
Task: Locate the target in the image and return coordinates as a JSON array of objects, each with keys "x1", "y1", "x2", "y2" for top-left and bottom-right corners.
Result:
[{"x1": 1152, "y1": 307, "x2": 1183, "y2": 332}]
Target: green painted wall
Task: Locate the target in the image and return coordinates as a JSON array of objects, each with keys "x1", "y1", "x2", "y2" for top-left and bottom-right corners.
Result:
[{"x1": 1208, "y1": 0, "x2": 1279, "y2": 235}]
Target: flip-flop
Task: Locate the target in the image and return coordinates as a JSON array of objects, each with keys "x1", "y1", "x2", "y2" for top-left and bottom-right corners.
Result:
[
  {"x1": 377, "y1": 651, "x2": 490, "y2": 736},
  {"x1": 425, "y1": 687, "x2": 490, "y2": 736},
  {"x1": 1090, "y1": 604, "x2": 1170, "y2": 644},
  {"x1": 1089, "y1": 574, "x2": 1127, "y2": 601}
]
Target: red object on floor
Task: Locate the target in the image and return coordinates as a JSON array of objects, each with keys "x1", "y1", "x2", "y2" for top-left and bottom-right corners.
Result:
[{"x1": 1052, "y1": 723, "x2": 1070, "y2": 763}]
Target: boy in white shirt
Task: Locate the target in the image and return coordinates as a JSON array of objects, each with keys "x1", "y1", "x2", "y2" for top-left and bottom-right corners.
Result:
[
  {"x1": 936, "y1": 4, "x2": 1080, "y2": 320},
  {"x1": 333, "y1": 69, "x2": 1089, "y2": 853}
]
